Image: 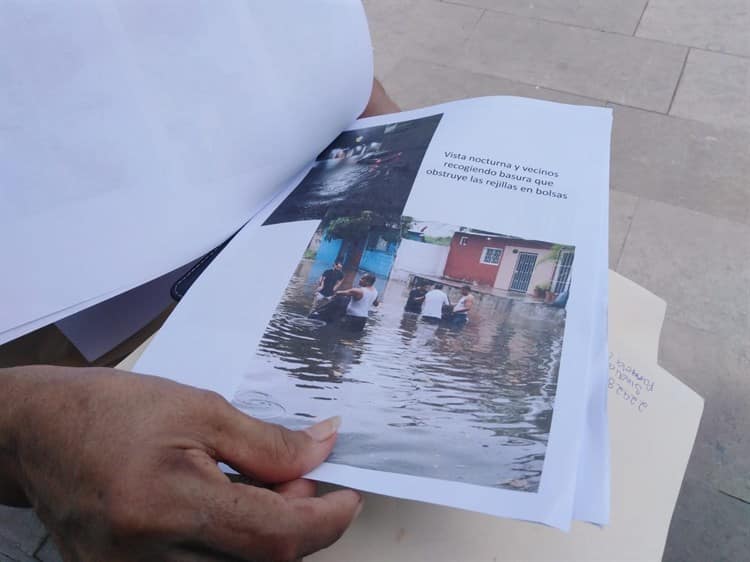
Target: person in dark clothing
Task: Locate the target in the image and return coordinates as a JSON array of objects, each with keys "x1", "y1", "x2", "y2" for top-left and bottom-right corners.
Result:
[
  {"x1": 404, "y1": 282, "x2": 427, "y2": 313},
  {"x1": 316, "y1": 262, "x2": 345, "y2": 298}
]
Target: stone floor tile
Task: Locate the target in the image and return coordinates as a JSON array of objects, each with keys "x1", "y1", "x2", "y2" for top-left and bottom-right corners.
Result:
[
  {"x1": 382, "y1": 58, "x2": 606, "y2": 109},
  {"x1": 718, "y1": 467, "x2": 750, "y2": 506},
  {"x1": 637, "y1": 0, "x2": 750, "y2": 57},
  {"x1": 445, "y1": 0, "x2": 648, "y2": 35},
  {"x1": 363, "y1": 0, "x2": 483, "y2": 78},
  {"x1": 610, "y1": 104, "x2": 750, "y2": 225},
  {"x1": 617, "y1": 198, "x2": 750, "y2": 339},
  {"x1": 462, "y1": 10, "x2": 687, "y2": 112},
  {"x1": 664, "y1": 477, "x2": 750, "y2": 562},
  {"x1": 0, "y1": 507, "x2": 46, "y2": 559},
  {"x1": 369, "y1": 44, "x2": 402, "y2": 82},
  {"x1": 659, "y1": 318, "x2": 749, "y2": 488},
  {"x1": 670, "y1": 49, "x2": 750, "y2": 132},
  {"x1": 609, "y1": 190, "x2": 639, "y2": 269}
]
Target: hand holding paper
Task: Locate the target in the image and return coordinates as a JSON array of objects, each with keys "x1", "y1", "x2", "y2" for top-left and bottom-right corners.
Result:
[{"x1": 0, "y1": 366, "x2": 362, "y2": 561}]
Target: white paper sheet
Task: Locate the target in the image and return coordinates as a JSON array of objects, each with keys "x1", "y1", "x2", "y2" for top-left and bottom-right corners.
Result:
[
  {"x1": 136, "y1": 97, "x2": 612, "y2": 529},
  {"x1": 571, "y1": 181, "x2": 611, "y2": 524},
  {"x1": 0, "y1": 0, "x2": 373, "y2": 342}
]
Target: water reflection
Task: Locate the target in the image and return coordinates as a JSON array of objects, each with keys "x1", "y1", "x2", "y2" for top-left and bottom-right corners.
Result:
[
  {"x1": 266, "y1": 158, "x2": 413, "y2": 224},
  {"x1": 265, "y1": 113, "x2": 443, "y2": 226},
  {"x1": 235, "y1": 260, "x2": 566, "y2": 492}
]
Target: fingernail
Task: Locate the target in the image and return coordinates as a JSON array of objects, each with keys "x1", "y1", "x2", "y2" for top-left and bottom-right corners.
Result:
[{"x1": 304, "y1": 416, "x2": 341, "y2": 442}]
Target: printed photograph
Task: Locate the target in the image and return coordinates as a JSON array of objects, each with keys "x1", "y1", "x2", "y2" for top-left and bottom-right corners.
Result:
[
  {"x1": 264, "y1": 113, "x2": 442, "y2": 225},
  {"x1": 233, "y1": 217, "x2": 575, "y2": 492}
]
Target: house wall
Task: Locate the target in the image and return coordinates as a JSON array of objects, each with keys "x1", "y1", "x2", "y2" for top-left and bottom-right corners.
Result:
[
  {"x1": 444, "y1": 234, "x2": 506, "y2": 286},
  {"x1": 360, "y1": 248, "x2": 396, "y2": 277},
  {"x1": 494, "y1": 246, "x2": 557, "y2": 293},
  {"x1": 315, "y1": 237, "x2": 342, "y2": 264},
  {"x1": 359, "y1": 232, "x2": 399, "y2": 277},
  {"x1": 390, "y1": 238, "x2": 449, "y2": 281}
]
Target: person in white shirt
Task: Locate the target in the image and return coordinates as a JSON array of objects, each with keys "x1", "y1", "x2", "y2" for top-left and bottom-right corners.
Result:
[
  {"x1": 336, "y1": 273, "x2": 379, "y2": 331},
  {"x1": 421, "y1": 283, "x2": 450, "y2": 323}
]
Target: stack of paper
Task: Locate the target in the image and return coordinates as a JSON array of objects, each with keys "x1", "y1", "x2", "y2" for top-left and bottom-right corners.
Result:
[
  {"x1": 131, "y1": 94, "x2": 614, "y2": 529},
  {"x1": 0, "y1": 1, "x2": 373, "y2": 344},
  {"x1": 5, "y1": 1, "x2": 700, "y2": 536}
]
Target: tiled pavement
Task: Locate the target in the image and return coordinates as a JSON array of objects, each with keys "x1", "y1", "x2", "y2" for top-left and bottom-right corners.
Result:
[{"x1": 2, "y1": 1, "x2": 748, "y2": 560}]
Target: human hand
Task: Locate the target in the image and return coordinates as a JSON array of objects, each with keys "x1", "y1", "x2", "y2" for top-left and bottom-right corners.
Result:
[
  {"x1": 1, "y1": 366, "x2": 361, "y2": 561},
  {"x1": 359, "y1": 78, "x2": 400, "y2": 117}
]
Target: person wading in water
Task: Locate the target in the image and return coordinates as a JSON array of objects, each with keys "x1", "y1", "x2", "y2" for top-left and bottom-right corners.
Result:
[
  {"x1": 336, "y1": 273, "x2": 379, "y2": 332},
  {"x1": 450, "y1": 285, "x2": 474, "y2": 325}
]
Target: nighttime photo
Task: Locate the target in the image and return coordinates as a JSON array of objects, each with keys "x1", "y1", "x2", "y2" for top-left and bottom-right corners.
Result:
[{"x1": 264, "y1": 113, "x2": 442, "y2": 225}]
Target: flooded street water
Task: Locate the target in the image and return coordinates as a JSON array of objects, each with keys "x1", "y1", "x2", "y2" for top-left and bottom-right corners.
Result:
[
  {"x1": 265, "y1": 154, "x2": 419, "y2": 225},
  {"x1": 298, "y1": 160, "x2": 376, "y2": 207},
  {"x1": 234, "y1": 260, "x2": 566, "y2": 492}
]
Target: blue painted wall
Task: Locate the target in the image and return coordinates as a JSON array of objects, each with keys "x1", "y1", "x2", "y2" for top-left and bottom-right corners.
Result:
[
  {"x1": 312, "y1": 231, "x2": 398, "y2": 283},
  {"x1": 315, "y1": 237, "x2": 342, "y2": 264},
  {"x1": 359, "y1": 232, "x2": 398, "y2": 277},
  {"x1": 360, "y1": 249, "x2": 395, "y2": 277}
]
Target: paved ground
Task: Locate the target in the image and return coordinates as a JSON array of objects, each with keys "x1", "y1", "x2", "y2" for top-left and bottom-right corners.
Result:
[{"x1": 2, "y1": 1, "x2": 748, "y2": 560}]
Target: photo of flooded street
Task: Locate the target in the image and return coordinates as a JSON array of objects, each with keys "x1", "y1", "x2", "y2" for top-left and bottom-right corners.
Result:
[
  {"x1": 233, "y1": 109, "x2": 574, "y2": 492},
  {"x1": 234, "y1": 217, "x2": 572, "y2": 492}
]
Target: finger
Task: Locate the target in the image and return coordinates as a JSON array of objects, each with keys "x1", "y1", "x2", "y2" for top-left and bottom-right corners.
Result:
[
  {"x1": 285, "y1": 489, "x2": 364, "y2": 558},
  {"x1": 193, "y1": 481, "x2": 362, "y2": 561},
  {"x1": 274, "y1": 478, "x2": 316, "y2": 499},
  {"x1": 207, "y1": 398, "x2": 342, "y2": 483}
]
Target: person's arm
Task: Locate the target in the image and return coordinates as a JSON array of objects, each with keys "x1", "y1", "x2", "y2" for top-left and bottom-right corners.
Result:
[
  {"x1": 0, "y1": 366, "x2": 361, "y2": 561},
  {"x1": 359, "y1": 78, "x2": 399, "y2": 118},
  {"x1": 336, "y1": 287, "x2": 364, "y2": 300},
  {"x1": 0, "y1": 377, "x2": 29, "y2": 507}
]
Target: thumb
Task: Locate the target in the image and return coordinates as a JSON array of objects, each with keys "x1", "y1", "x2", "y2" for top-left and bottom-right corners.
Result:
[{"x1": 208, "y1": 400, "x2": 341, "y2": 483}]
